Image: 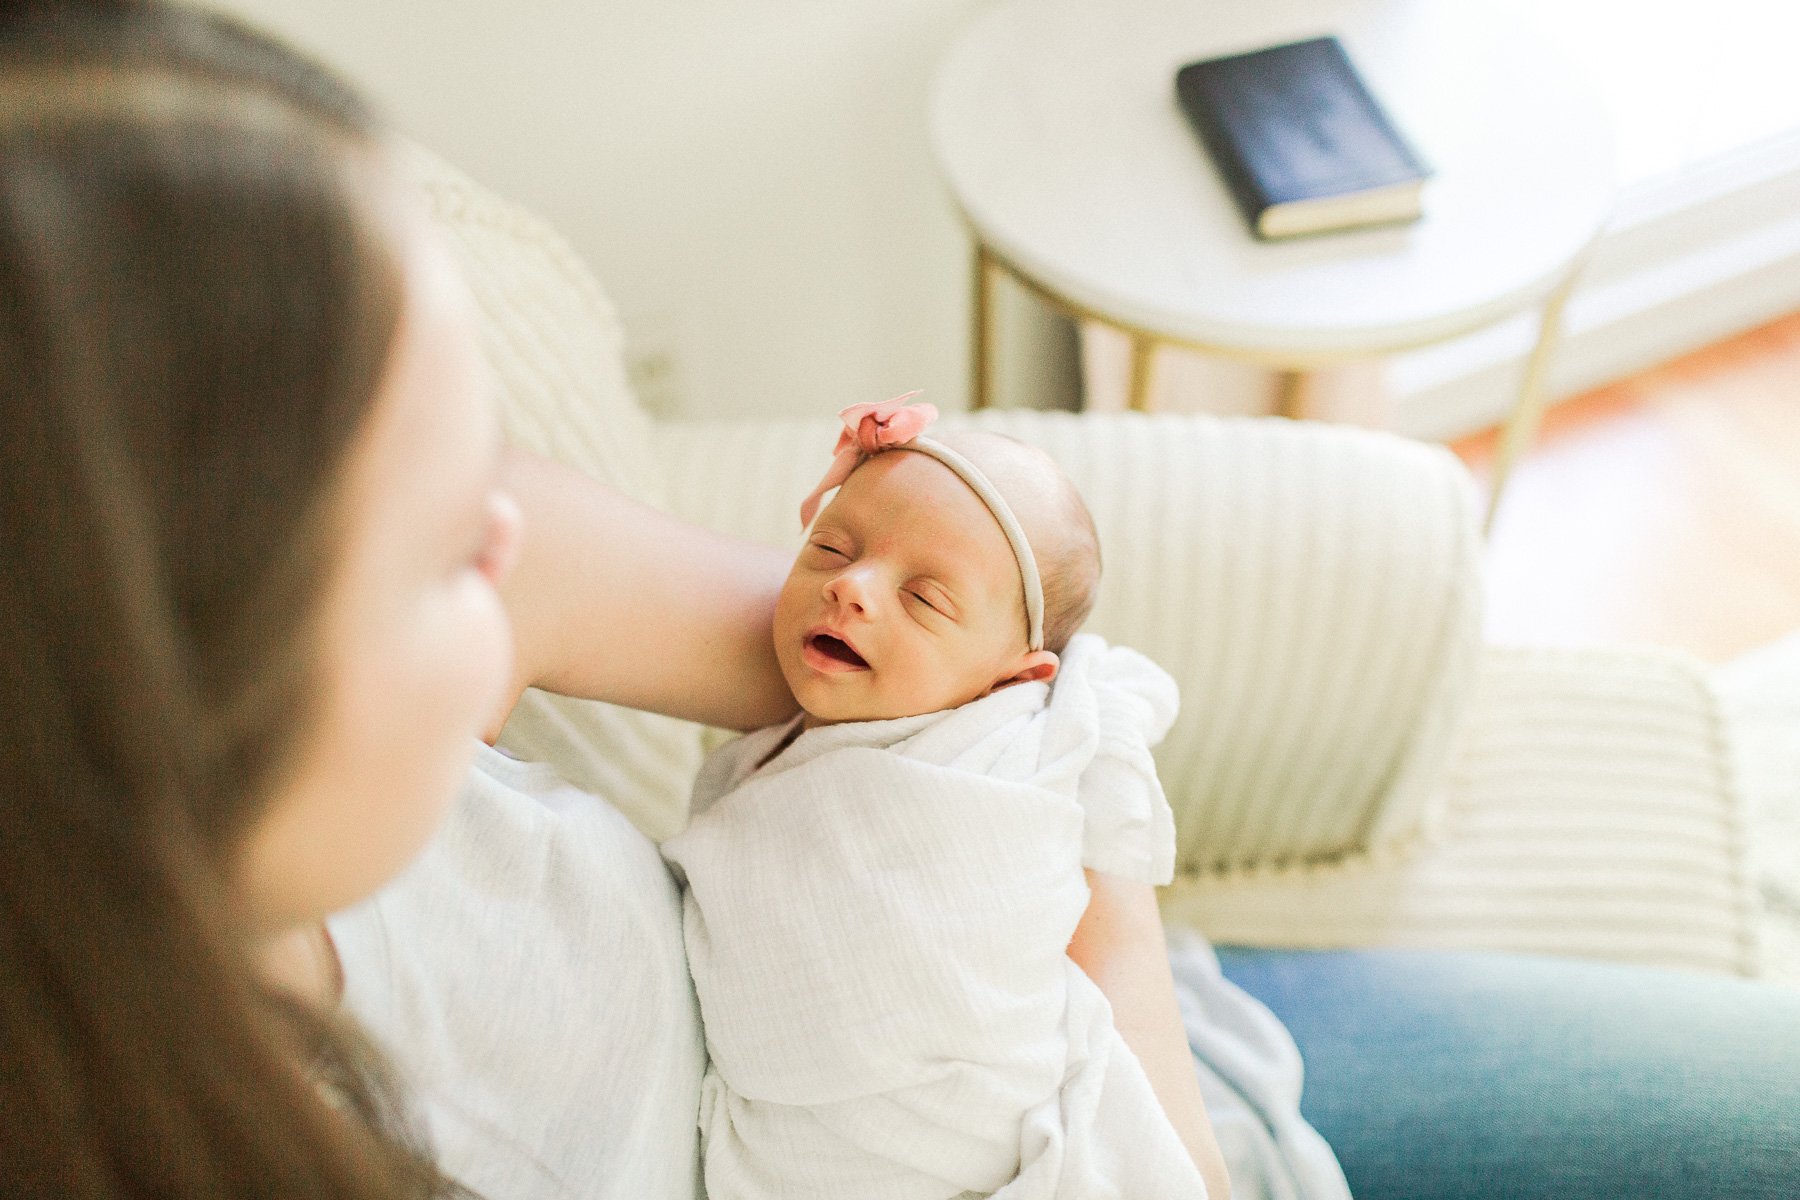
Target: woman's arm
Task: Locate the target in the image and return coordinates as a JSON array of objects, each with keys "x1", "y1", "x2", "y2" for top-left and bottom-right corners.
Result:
[
  {"x1": 486, "y1": 447, "x2": 799, "y2": 737},
  {"x1": 1067, "y1": 869, "x2": 1232, "y2": 1200}
]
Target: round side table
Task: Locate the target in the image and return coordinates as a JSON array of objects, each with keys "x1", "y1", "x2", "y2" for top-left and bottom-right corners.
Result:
[{"x1": 931, "y1": 0, "x2": 1615, "y2": 520}]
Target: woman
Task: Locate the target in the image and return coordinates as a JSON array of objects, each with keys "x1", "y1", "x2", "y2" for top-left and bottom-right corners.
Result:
[
  {"x1": 0, "y1": 0, "x2": 526, "y2": 1191},
  {"x1": 3, "y1": 3, "x2": 1795, "y2": 1199}
]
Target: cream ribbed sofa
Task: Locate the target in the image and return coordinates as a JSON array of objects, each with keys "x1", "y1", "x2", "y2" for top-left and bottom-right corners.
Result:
[{"x1": 405, "y1": 144, "x2": 1775, "y2": 987}]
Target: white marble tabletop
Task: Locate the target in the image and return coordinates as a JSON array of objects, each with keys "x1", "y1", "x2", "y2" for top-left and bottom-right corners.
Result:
[{"x1": 931, "y1": 0, "x2": 1617, "y2": 360}]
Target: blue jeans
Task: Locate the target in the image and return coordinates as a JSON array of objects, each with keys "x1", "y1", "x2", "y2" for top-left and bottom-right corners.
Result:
[{"x1": 1212, "y1": 948, "x2": 1800, "y2": 1200}]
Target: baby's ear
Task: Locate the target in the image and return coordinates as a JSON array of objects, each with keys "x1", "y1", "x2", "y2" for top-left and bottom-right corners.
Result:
[{"x1": 991, "y1": 650, "x2": 1059, "y2": 692}]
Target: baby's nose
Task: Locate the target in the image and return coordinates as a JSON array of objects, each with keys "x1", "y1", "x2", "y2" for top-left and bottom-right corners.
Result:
[{"x1": 825, "y1": 567, "x2": 875, "y2": 613}]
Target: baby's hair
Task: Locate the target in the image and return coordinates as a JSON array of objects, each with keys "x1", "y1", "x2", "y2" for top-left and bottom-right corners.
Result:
[
  {"x1": 1038, "y1": 467, "x2": 1102, "y2": 654},
  {"x1": 1011, "y1": 439, "x2": 1101, "y2": 655}
]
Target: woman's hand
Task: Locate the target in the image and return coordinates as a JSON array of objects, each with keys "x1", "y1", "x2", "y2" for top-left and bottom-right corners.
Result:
[
  {"x1": 485, "y1": 447, "x2": 799, "y2": 737},
  {"x1": 1068, "y1": 869, "x2": 1233, "y2": 1200}
]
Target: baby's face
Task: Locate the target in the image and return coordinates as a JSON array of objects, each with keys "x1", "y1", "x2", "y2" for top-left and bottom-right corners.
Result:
[{"x1": 774, "y1": 450, "x2": 1037, "y2": 725}]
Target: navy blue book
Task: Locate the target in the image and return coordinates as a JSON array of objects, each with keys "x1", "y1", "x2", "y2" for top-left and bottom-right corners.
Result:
[{"x1": 1175, "y1": 36, "x2": 1430, "y2": 240}]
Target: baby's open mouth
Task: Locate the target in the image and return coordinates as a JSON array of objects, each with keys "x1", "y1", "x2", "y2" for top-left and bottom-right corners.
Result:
[{"x1": 807, "y1": 633, "x2": 869, "y2": 669}]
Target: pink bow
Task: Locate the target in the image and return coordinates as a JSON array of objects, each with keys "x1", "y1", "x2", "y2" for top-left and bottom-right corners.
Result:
[{"x1": 798, "y1": 392, "x2": 938, "y2": 527}]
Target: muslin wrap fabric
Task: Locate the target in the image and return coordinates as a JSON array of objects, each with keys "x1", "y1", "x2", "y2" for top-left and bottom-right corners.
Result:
[{"x1": 661, "y1": 635, "x2": 1206, "y2": 1199}]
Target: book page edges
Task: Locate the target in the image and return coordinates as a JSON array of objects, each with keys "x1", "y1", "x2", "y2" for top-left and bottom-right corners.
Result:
[{"x1": 1257, "y1": 179, "x2": 1426, "y2": 239}]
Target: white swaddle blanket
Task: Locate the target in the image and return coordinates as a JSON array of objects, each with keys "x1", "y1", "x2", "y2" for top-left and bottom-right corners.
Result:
[{"x1": 661, "y1": 634, "x2": 1207, "y2": 1199}]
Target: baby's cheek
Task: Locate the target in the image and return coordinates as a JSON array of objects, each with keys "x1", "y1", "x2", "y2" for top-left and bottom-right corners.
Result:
[
  {"x1": 934, "y1": 642, "x2": 1013, "y2": 710},
  {"x1": 771, "y1": 627, "x2": 810, "y2": 705}
]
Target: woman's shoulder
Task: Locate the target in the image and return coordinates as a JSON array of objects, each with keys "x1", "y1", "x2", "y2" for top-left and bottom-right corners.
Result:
[{"x1": 328, "y1": 743, "x2": 704, "y2": 1199}]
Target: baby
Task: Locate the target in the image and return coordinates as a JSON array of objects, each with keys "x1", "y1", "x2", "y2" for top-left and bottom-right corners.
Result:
[{"x1": 661, "y1": 399, "x2": 1205, "y2": 1200}]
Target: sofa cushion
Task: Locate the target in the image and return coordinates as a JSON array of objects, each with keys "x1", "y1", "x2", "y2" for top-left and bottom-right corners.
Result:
[
  {"x1": 1713, "y1": 631, "x2": 1800, "y2": 987},
  {"x1": 1162, "y1": 646, "x2": 1761, "y2": 978}
]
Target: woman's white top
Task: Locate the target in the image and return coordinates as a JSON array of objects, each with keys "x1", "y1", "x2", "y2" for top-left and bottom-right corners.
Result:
[
  {"x1": 326, "y1": 742, "x2": 706, "y2": 1200},
  {"x1": 323, "y1": 692, "x2": 1348, "y2": 1200}
]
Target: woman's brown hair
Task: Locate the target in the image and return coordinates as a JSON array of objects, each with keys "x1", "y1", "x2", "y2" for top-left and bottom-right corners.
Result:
[{"x1": 0, "y1": 2, "x2": 455, "y2": 1193}]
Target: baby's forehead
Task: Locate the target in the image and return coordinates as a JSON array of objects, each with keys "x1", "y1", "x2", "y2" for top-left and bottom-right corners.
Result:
[
  {"x1": 927, "y1": 429, "x2": 1055, "y2": 479},
  {"x1": 832, "y1": 451, "x2": 1012, "y2": 568},
  {"x1": 851, "y1": 436, "x2": 1065, "y2": 551},
  {"x1": 843, "y1": 450, "x2": 1003, "y2": 543}
]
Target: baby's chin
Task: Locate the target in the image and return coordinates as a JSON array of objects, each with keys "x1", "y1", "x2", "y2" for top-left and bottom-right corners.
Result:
[
  {"x1": 792, "y1": 686, "x2": 889, "y2": 728},
  {"x1": 778, "y1": 663, "x2": 855, "y2": 728},
  {"x1": 790, "y1": 675, "x2": 994, "y2": 728},
  {"x1": 778, "y1": 647, "x2": 891, "y2": 726}
]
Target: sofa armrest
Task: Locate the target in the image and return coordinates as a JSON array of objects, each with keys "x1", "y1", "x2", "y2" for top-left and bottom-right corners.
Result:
[{"x1": 653, "y1": 411, "x2": 1484, "y2": 875}]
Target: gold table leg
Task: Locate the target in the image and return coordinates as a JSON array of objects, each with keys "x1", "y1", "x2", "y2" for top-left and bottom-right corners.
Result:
[
  {"x1": 1273, "y1": 369, "x2": 1307, "y2": 420},
  {"x1": 1484, "y1": 264, "x2": 1584, "y2": 533},
  {"x1": 1127, "y1": 332, "x2": 1158, "y2": 412},
  {"x1": 970, "y1": 242, "x2": 994, "y2": 410}
]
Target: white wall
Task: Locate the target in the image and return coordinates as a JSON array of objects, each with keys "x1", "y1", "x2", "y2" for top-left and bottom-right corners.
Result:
[
  {"x1": 203, "y1": 0, "x2": 1079, "y2": 421},
  {"x1": 216, "y1": 1, "x2": 1800, "y2": 437}
]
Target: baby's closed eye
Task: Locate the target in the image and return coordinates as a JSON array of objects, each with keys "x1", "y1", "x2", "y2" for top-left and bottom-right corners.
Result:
[{"x1": 905, "y1": 583, "x2": 956, "y2": 621}]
